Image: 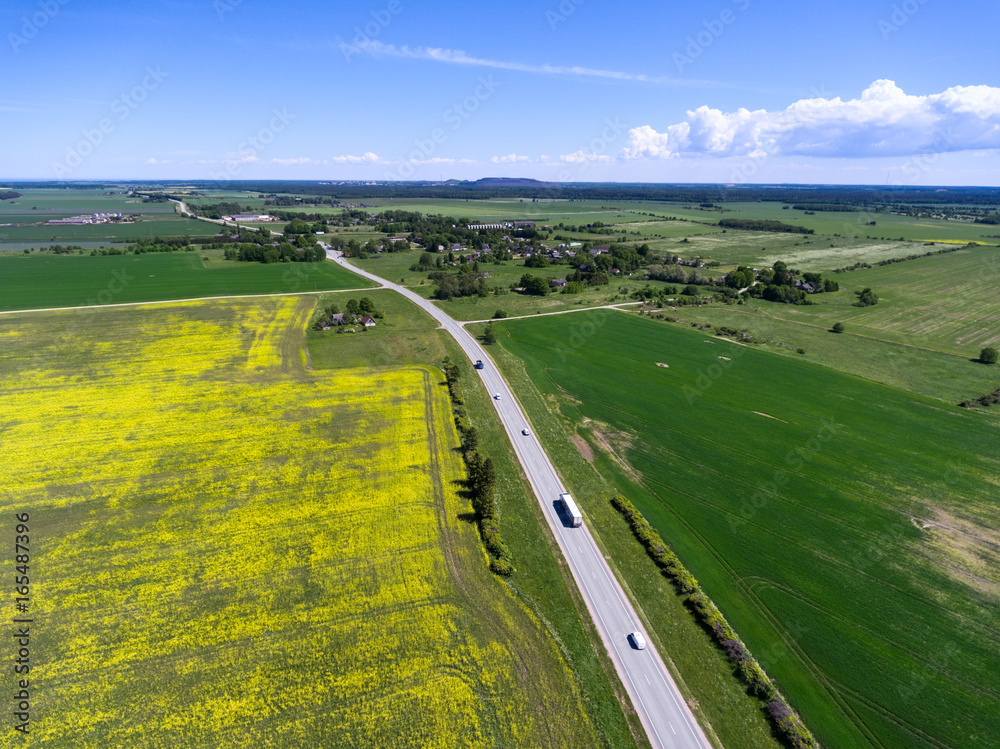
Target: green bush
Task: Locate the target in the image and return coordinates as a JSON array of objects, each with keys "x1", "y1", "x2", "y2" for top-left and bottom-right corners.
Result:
[
  {"x1": 489, "y1": 558, "x2": 513, "y2": 576},
  {"x1": 611, "y1": 493, "x2": 815, "y2": 749}
]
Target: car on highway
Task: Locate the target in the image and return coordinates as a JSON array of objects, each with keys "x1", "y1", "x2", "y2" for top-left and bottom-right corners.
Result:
[
  {"x1": 494, "y1": 393, "x2": 501, "y2": 400},
  {"x1": 521, "y1": 428, "x2": 531, "y2": 436},
  {"x1": 629, "y1": 631, "x2": 647, "y2": 650}
]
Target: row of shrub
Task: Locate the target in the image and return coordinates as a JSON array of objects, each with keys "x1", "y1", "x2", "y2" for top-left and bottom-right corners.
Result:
[
  {"x1": 959, "y1": 386, "x2": 1000, "y2": 409},
  {"x1": 610, "y1": 494, "x2": 818, "y2": 749},
  {"x1": 831, "y1": 244, "x2": 963, "y2": 273},
  {"x1": 444, "y1": 360, "x2": 513, "y2": 576},
  {"x1": 717, "y1": 218, "x2": 814, "y2": 235}
]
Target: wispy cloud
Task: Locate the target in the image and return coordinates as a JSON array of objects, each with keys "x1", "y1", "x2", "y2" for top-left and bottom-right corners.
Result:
[
  {"x1": 560, "y1": 150, "x2": 611, "y2": 163},
  {"x1": 329, "y1": 152, "x2": 381, "y2": 165},
  {"x1": 350, "y1": 40, "x2": 708, "y2": 86},
  {"x1": 0, "y1": 101, "x2": 41, "y2": 114}
]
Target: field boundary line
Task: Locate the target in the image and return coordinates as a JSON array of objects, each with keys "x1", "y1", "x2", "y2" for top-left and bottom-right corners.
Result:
[
  {"x1": 460, "y1": 302, "x2": 643, "y2": 325},
  {"x1": 0, "y1": 287, "x2": 378, "y2": 316}
]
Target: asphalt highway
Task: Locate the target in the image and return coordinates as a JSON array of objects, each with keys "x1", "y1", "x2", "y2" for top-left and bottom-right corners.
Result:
[{"x1": 325, "y1": 246, "x2": 711, "y2": 749}]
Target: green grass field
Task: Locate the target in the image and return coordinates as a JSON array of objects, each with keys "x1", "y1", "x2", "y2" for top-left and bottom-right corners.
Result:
[
  {"x1": 716, "y1": 201, "x2": 1000, "y2": 244},
  {"x1": 636, "y1": 305, "x2": 1000, "y2": 408},
  {"x1": 491, "y1": 310, "x2": 1000, "y2": 749},
  {"x1": 0, "y1": 298, "x2": 609, "y2": 748},
  {"x1": 0, "y1": 252, "x2": 370, "y2": 311},
  {"x1": 711, "y1": 245, "x2": 1000, "y2": 357}
]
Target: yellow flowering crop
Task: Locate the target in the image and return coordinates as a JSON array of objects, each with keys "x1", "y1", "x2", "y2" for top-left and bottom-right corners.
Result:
[{"x1": 0, "y1": 298, "x2": 584, "y2": 748}]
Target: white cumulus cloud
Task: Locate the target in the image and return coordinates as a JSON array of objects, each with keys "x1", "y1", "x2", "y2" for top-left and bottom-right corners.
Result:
[
  {"x1": 271, "y1": 157, "x2": 312, "y2": 165},
  {"x1": 491, "y1": 153, "x2": 530, "y2": 163},
  {"x1": 623, "y1": 80, "x2": 1000, "y2": 160}
]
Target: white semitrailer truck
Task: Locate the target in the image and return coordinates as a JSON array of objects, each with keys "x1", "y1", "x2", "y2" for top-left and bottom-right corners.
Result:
[{"x1": 559, "y1": 493, "x2": 584, "y2": 527}]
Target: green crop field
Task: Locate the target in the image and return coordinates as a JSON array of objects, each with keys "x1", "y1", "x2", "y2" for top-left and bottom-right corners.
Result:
[
  {"x1": 491, "y1": 310, "x2": 1000, "y2": 749},
  {"x1": 0, "y1": 189, "x2": 222, "y2": 245},
  {"x1": 0, "y1": 298, "x2": 607, "y2": 748},
  {"x1": 0, "y1": 189, "x2": 141, "y2": 215},
  {"x1": 0, "y1": 252, "x2": 370, "y2": 311}
]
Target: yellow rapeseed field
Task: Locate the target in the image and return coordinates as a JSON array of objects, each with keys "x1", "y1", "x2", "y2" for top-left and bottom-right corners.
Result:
[{"x1": 0, "y1": 298, "x2": 596, "y2": 748}]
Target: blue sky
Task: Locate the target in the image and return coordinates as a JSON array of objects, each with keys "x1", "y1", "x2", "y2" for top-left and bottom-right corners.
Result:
[{"x1": 2, "y1": 0, "x2": 999, "y2": 184}]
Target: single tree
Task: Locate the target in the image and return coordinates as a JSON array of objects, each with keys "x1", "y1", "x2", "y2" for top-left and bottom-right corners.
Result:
[
  {"x1": 832, "y1": 322, "x2": 845, "y2": 334},
  {"x1": 482, "y1": 322, "x2": 497, "y2": 345},
  {"x1": 980, "y1": 346, "x2": 998, "y2": 364}
]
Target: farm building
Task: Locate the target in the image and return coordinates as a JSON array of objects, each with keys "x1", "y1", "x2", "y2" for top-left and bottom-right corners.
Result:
[
  {"x1": 47, "y1": 212, "x2": 122, "y2": 225},
  {"x1": 222, "y1": 214, "x2": 276, "y2": 222}
]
